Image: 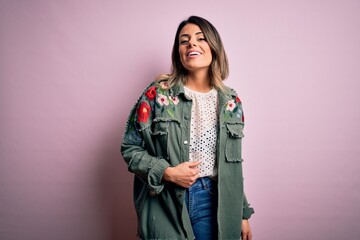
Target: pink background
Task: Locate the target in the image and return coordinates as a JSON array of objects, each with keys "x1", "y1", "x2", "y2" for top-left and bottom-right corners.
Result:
[{"x1": 1, "y1": 0, "x2": 360, "y2": 239}]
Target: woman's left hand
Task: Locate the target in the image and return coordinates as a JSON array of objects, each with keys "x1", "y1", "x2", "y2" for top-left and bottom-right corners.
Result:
[{"x1": 241, "y1": 219, "x2": 252, "y2": 240}]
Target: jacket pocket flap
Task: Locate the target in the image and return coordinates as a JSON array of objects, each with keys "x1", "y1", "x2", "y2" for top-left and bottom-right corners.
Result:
[
  {"x1": 226, "y1": 123, "x2": 244, "y2": 138},
  {"x1": 151, "y1": 118, "x2": 179, "y2": 135},
  {"x1": 151, "y1": 121, "x2": 168, "y2": 135}
]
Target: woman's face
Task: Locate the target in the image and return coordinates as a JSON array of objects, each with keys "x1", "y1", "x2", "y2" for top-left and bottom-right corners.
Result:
[{"x1": 178, "y1": 23, "x2": 212, "y2": 73}]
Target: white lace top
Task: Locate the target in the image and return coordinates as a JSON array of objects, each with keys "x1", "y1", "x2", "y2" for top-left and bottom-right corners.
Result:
[{"x1": 184, "y1": 86, "x2": 219, "y2": 177}]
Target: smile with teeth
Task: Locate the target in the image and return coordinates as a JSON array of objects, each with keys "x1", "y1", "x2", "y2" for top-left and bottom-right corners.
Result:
[{"x1": 187, "y1": 51, "x2": 201, "y2": 56}]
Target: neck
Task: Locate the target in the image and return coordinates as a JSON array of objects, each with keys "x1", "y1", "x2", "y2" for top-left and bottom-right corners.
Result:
[{"x1": 185, "y1": 70, "x2": 212, "y2": 93}]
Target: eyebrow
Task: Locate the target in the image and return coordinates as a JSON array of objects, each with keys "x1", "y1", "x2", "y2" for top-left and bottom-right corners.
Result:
[{"x1": 179, "y1": 32, "x2": 204, "y2": 38}]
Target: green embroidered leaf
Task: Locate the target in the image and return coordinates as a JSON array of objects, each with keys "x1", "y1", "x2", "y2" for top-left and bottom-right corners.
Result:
[
  {"x1": 161, "y1": 108, "x2": 165, "y2": 113},
  {"x1": 167, "y1": 109, "x2": 175, "y2": 118},
  {"x1": 233, "y1": 106, "x2": 238, "y2": 113},
  {"x1": 155, "y1": 101, "x2": 161, "y2": 108}
]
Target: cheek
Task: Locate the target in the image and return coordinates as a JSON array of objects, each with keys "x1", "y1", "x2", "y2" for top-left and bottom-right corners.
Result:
[
  {"x1": 180, "y1": 48, "x2": 187, "y2": 59},
  {"x1": 204, "y1": 45, "x2": 212, "y2": 60},
  {"x1": 178, "y1": 47, "x2": 187, "y2": 63},
  {"x1": 207, "y1": 51, "x2": 213, "y2": 63}
]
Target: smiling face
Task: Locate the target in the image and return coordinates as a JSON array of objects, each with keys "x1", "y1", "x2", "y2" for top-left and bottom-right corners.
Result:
[{"x1": 178, "y1": 23, "x2": 212, "y2": 73}]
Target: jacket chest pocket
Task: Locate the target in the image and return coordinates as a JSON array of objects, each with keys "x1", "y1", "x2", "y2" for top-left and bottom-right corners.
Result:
[
  {"x1": 151, "y1": 118, "x2": 181, "y2": 159},
  {"x1": 225, "y1": 123, "x2": 244, "y2": 163},
  {"x1": 151, "y1": 120, "x2": 169, "y2": 158}
]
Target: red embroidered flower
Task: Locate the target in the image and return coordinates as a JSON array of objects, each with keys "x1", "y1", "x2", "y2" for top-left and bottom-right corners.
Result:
[
  {"x1": 137, "y1": 102, "x2": 151, "y2": 123},
  {"x1": 236, "y1": 96, "x2": 241, "y2": 103},
  {"x1": 145, "y1": 86, "x2": 156, "y2": 100}
]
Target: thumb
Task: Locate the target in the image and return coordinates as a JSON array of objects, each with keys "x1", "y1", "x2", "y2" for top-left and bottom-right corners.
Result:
[{"x1": 188, "y1": 161, "x2": 201, "y2": 167}]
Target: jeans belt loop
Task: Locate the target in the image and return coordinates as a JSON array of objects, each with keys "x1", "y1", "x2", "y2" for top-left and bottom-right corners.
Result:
[{"x1": 200, "y1": 177, "x2": 208, "y2": 190}]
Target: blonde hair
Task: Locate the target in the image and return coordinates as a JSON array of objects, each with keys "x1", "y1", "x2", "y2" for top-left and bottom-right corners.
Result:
[{"x1": 156, "y1": 16, "x2": 229, "y2": 91}]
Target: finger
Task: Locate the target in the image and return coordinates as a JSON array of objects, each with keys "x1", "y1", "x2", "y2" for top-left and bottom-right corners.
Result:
[
  {"x1": 191, "y1": 173, "x2": 199, "y2": 181},
  {"x1": 195, "y1": 172, "x2": 200, "y2": 179},
  {"x1": 192, "y1": 168, "x2": 200, "y2": 174},
  {"x1": 188, "y1": 161, "x2": 201, "y2": 167}
]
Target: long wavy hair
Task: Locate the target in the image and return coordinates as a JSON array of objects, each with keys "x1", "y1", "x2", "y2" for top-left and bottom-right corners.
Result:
[{"x1": 156, "y1": 16, "x2": 229, "y2": 91}]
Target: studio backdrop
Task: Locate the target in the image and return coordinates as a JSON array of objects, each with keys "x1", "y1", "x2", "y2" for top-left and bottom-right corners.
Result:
[{"x1": 1, "y1": 0, "x2": 359, "y2": 239}]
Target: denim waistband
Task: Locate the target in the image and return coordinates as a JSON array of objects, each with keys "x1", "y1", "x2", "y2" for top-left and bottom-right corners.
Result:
[{"x1": 189, "y1": 177, "x2": 217, "y2": 191}]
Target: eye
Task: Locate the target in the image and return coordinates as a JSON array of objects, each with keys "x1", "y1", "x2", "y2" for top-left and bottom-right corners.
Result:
[
  {"x1": 198, "y1": 37, "x2": 206, "y2": 41},
  {"x1": 180, "y1": 40, "x2": 189, "y2": 45}
]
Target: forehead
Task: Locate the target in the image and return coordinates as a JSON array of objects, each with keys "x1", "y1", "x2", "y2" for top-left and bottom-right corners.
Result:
[{"x1": 179, "y1": 23, "x2": 203, "y2": 37}]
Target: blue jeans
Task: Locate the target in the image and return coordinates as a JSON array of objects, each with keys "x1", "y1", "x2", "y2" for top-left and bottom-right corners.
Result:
[{"x1": 185, "y1": 177, "x2": 218, "y2": 240}]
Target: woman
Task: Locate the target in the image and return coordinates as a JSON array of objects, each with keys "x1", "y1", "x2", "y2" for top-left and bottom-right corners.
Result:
[{"x1": 121, "y1": 16, "x2": 254, "y2": 240}]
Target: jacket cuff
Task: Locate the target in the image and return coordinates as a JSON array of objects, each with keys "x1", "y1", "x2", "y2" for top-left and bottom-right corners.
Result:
[
  {"x1": 147, "y1": 158, "x2": 170, "y2": 195},
  {"x1": 242, "y1": 206, "x2": 255, "y2": 219}
]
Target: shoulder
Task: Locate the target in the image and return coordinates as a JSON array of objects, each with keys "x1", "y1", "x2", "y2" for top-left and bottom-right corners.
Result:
[
  {"x1": 221, "y1": 84, "x2": 245, "y2": 123},
  {"x1": 135, "y1": 80, "x2": 180, "y2": 125},
  {"x1": 138, "y1": 79, "x2": 171, "y2": 102},
  {"x1": 222, "y1": 84, "x2": 243, "y2": 103},
  {"x1": 142, "y1": 80, "x2": 176, "y2": 104}
]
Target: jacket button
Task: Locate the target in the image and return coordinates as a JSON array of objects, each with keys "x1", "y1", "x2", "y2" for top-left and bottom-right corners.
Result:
[
  {"x1": 184, "y1": 140, "x2": 188, "y2": 145},
  {"x1": 184, "y1": 115, "x2": 190, "y2": 120},
  {"x1": 177, "y1": 193, "x2": 183, "y2": 198}
]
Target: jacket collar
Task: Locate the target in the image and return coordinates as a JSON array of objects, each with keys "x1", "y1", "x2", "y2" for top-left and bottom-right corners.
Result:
[{"x1": 169, "y1": 81, "x2": 184, "y2": 96}]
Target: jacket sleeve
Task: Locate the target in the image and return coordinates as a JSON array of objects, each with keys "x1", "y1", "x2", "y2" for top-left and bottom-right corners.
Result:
[
  {"x1": 242, "y1": 192, "x2": 255, "y2": 219},
  {"x1": 235, "y1": 93, "x2": 254, "y2": 219},
  {"x1": 120, "y1": 85, "x2": 170, "y2": 195}
]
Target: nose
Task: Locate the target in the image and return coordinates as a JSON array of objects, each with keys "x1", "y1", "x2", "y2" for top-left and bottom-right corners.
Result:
[{"x1": 188, "y1": 38, "x2": 196, "y2": 47}]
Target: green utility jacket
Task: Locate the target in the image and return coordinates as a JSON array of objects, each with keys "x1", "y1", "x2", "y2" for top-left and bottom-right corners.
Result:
[{"x1": 121, "y1": 80, "x2": 254, "y2": 240}]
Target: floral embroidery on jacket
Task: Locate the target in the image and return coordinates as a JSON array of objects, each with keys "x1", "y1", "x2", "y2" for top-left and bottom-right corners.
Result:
[
  {"x1": 157, "y1": 94, "x2": 169, "y2": 106},
  {"x1": 225, "y1": 96, "x2": 244, "y2": 122},
  {"x1": 169, "y1": 96, "x2": 179, "y2": 105},
  {"x1": 123, "y1": 114, "x2": 143, "y2": 145},
  {"x1": 145, "y1": 86, "x2": 156, "y2": 100},
  {"x1": 137, "y1": 101, "x2": 151, "y2": 123},
  {"x1": 226, "y1": 99, "x2": 236, "y2": 111},
  {"x1": 159, "y1": 81, "x2": 169, "y2": 89},
  {"x1": 136, "y1": 83, "x2": 180, "y2": 124},
  {"x1": 154, "y1": 84, "x2": 180, "y2": 119}
]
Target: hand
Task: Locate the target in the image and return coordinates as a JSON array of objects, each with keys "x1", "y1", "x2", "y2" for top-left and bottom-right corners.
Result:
[
  {"x1": 163, "y1": 161, "x2": 201, "y2": 188},
  {"x1": 241, "y1": 219, "x2": 252, "y2": 240}
]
